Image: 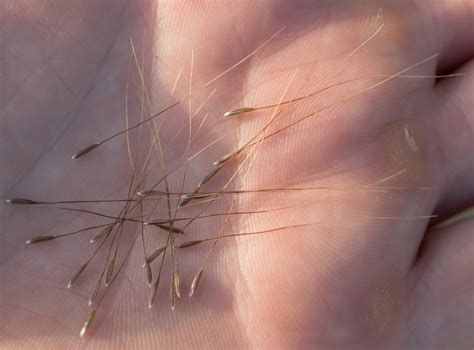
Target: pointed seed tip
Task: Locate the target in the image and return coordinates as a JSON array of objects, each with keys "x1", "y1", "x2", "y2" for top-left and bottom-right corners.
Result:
[
  {"x1": 80, "y1": 309, "x2": 96, "y2": 338},
  {"x1": 223, "y1": 107, "x2": 254, "y2": 117},
  {"x1": 71, "y1": 143, "x2": 100, "y2": 160},
  {"x1": 189, "y1": 269, "x2": 204, "y2": 297},
  {"x1": 6, "y1": 198, "x2": 38, "y2": 205},
  {"x1": 25, "y1": 235, "x2": 56, "y2": 244},
  {"x1": 177, "y1": 239, "x2": 202, "y2": 248}
]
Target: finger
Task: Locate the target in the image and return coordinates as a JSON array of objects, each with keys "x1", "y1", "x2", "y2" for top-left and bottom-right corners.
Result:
[
  {"x1": 416, "y1": 0, "x2": 474, "y2": 223},
  {"x1": 426, "y1": 0, "x2": 474, "y2": 73},
  {"x1": 409, "y1": 218, "x2": 474, "y2": 348},
  {"x1": 430, "y1": 60, "x2": 474, "y2": 219}
]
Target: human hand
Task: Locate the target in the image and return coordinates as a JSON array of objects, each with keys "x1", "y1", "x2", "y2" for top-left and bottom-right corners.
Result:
[{"x1": 1, "y1": 1, "x2": 473, "y2": 349}]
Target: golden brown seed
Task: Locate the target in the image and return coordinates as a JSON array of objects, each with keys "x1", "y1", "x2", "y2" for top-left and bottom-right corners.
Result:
[
  {"x1": 180, "y1": 192, "x2": 217, "y2": 201},
  {"x1": 169, "y1": 275, "x2": 176, "y2": 310},
  {"x1": 145, "y1": 219, "x2": 174, "y2": 226},
  {"x1": 67, "y1": 263, "x2": 88, "y2": 289},
  {"x1": 144, "y1": 246, "x2": 167, "y2": 266},
  {"x1": 176, "y1": 240, "x2": 203, "y2": 249},
  {"x1": 105, "y1": 256, "x2": 116, "y2": 287},
  {"x1": 25, "y1": 235, "x2": 56, "y2": 244},
  {"x1": 5, "y1": 198, "x2": 38, "y2": 205},
  {"x1": 174, "y1": 265, "x2": 181, "y2": 299},
  {"x1": 71, "y1": 143, "x2": 101, "y2": 160},
  {"x1": 212, "y1": 151, "x2": 238, "y2": 166},
  {"x1": 223, "y1": 107, "x2": 255, "y2": 117},
  {"x1": 136, "y1": 189, "x2": 165, "y2": 197},
  {"x1": 151, "y1": 223, "x2": 184, "y2": 234},
  {"x1": 189, "y1": 268, "x2": 204, "y2": 297},
  {"x1": 90, "y1": 225, "x2": 113, "y2": 243},
  {"x1": 80, "y1": 309, "x2": 97, "y2": 337},
  {"x1": 179, "y1": 164, "x2": 225, "y2": 207},
  {"x1": 148, "y1": 276, "x2": 161, "y2": 309},
  {"x1": 145, "y1": 261, "x2": 153, "y2": 286},
  {"x1": 178, "y1": 189, "x2": 198, "y2": 208},
  {"x1": 89, "y1": 275, "x2": 102, "y2": 306}
]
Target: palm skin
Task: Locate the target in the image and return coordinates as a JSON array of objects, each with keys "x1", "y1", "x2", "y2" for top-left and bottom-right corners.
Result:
[{"x1": 1, "y1": 1, "x2": 473, "y2": 349}]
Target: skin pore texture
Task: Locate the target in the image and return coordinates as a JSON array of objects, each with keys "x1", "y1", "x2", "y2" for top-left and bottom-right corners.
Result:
[{"x1": 1, "y1": 0, "x2": 473, "y2": 349}]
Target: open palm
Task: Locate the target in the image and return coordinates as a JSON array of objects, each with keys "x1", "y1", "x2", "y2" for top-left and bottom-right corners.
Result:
[{"x1": 1, "y1": 1, "x2": 473, "y2": 349}]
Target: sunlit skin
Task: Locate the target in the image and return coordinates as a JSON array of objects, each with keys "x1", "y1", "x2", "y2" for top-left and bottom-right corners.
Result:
[{"x1": 1, "y1": 1, "x2": 473, "y2": 349}]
